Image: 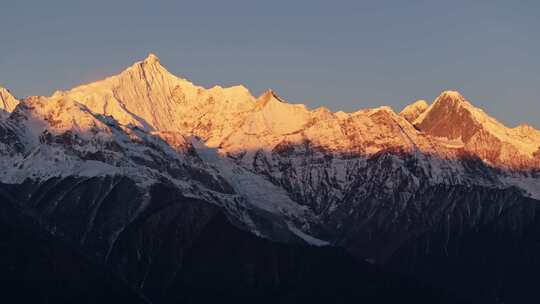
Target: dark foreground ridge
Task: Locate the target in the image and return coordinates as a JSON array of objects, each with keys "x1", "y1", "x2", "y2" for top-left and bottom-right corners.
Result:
[
  {"x1": 0, "y1": 186, "x2": 148, "y2": 304},
  {"x1": 0, "y1": 180, "x2": 464, "y2": 304}
]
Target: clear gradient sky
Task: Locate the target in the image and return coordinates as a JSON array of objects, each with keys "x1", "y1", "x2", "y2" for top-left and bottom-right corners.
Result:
[{"x1": 1, "y1": 0, "x2": 539, "y2": 128}]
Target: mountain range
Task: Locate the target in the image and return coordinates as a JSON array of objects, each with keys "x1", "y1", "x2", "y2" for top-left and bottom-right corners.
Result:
[{"x1": 1, "y1": 54, "x2": 540, "y2": 303}]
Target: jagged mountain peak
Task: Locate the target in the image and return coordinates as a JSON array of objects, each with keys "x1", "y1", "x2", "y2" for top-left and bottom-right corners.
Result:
[
  {"x1": 0, "y1": 86, "x2": 12, "y2": 95},
  {"x1": 256, "y1": 89, "x2": 285, "y2": 107},
  {"x1": 51, "y1": 54, "x2": 200, "y2": 131},
  {"x1": 132, "y1": 52, "x2": 172, "y2": 75},
  {"x1": 232, "y1": 89, "x2": 312, "y2": 138},
  {"x1": 129, "y1": 52, "x2": 163, "y2": 69},
  {"x1": 123, "y1": 52, "x2": 178, "y2": 81},
  {"x1": 7, "y1": 56, "x2": 540, "y2": 170},
  {"x1": 262, "y1": 88, "x2": 276, "y2": 96},
  {"x1": 416, "y1": 90, "x2": 519, "y2": 134},
  {"x1": 412, "y1": 90, "x2": 540, "y2": 165},
  {"x1": 0, "y1": 86, "x2": 20, "y2": 113},
  {"x1": 143, "y1": 52, "x2": 160, "y2": 64},
  {"x1": 55, "y1": 53, "x2": 182, "y2": 99},
  {"x1": 256, "y1": 90, "x2": 276, "y2": 107},
  {"x1": 4, "y1": 56, "x2": 540, "y2": 299},
  {"x1": 437, "y1": 90, "x2": 465, "y2": 101},
  {"x1": 429, "y1": 90, "x2": 477, "y2": 112},
  {"x1": 413, "y1": 90, "x2": 487, "y2": 139}
]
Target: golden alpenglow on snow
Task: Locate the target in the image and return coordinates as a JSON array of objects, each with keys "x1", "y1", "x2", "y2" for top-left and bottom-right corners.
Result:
[{"x1": 4, "y1": 2, "x2": 540, "y2": 303}]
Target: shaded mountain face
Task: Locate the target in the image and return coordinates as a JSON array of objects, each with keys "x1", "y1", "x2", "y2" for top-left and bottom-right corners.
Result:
[
  {"x1": 386, "y1": 185, "x2": 540, "y2": 304},
  {"x1": 0, "y1": 181, "x2": 148, "y2": 304},
  {"x1": 1, "y1": 54, "x2": 540, "y2": 303},
  {"x1": 0, "y1": 180, "x2": 464, "y2": 304}
]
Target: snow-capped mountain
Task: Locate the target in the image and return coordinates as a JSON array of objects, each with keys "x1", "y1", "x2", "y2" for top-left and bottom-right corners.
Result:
[
  {"x1": 0, "y1": 86, "x2": 19, "y2": 115},
  {"x1": 1, "y1": 54, "x2": 540, "y2": 303},
  {"x1": 399, "y1": 99, "x2": 428, "y2": 123},
  {"x1": 414, "y1": 90, "x2": 540, "y2": 169}
]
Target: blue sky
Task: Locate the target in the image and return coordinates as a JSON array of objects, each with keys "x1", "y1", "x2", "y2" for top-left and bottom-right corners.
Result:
[{"x1": 1, "y1": 0, "x2": 539, "y2": 127}]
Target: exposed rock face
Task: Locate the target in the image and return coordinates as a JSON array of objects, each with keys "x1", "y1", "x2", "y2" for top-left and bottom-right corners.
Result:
[
  {"x1": 414, "y1": 91, "x2": 481, "y2": 141},
  {"x1": 1, "y1": 54, "x2": 540, "y2": 303},
  {"x1": 414, "y1": 91, "x2": 540, "y2": 169}
]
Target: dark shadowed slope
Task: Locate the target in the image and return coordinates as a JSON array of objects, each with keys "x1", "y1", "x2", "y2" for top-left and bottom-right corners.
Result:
[
  {"x1": 0, "y1": 187, "x2": 149, "y2": 304},
  {"x1": 0, "y1": 180, "x2": 465, "y2": 304}
]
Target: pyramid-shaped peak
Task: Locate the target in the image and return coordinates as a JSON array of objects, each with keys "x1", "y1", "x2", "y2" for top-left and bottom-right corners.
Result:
[
  {"x1": 129, "y1": 53, "x2": 166, "y2": 73},
  {"x1": 261, "y1": 89, "x2": 279, "y2": 99},
  {"x1": 119, "y1": 52, "x2": 179, "y2": 82},
  {"x1": 0, "y1": 86, "x2": 15, "y2": 98},
  {"x1": 414, "y1": 90, "x2": 503, "y2": 142},
  {"x1": 0, "y1": 85, "x2": 20, "y2": 113},
  {"x1": 257, "y1": 89, "x2": 287, "y2": 107},
  {"x1": 143, "y1": 53, "x2": 160, "y2": 64},
  {"x1": 434, "y1": 90, "x2": 468, "y2": 106},
  {"x1": 421, "y1": 90, "x2": 479, "y2": 119},
  {"x1": 440, "y1": 90, "x2": 463, "y2": 98}
]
